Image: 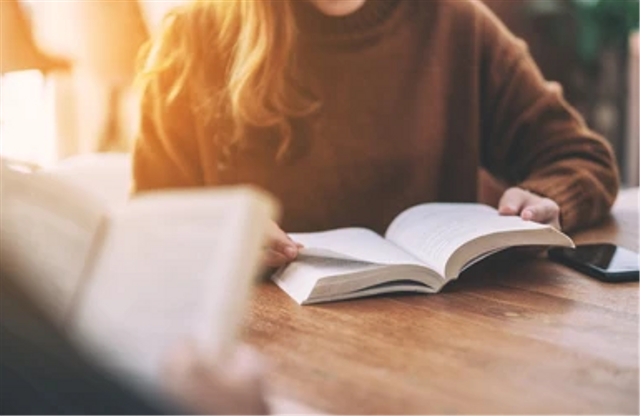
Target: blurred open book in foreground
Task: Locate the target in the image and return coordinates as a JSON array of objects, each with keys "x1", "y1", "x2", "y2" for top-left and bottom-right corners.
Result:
[{"x1": 0, "y1": 160, "x2": 278, "y2": 392}]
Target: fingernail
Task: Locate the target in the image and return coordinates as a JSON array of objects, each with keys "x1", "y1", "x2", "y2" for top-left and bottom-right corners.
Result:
[
  {"x1": 522, "y1": 209, "x2": 533, "y2": 220},
  {"x1": 285, "y1": 246, "x2": 298, "y2": 259}
]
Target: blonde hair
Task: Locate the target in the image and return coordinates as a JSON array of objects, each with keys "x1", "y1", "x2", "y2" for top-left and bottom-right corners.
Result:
[{"x1": 137, "y1": 0, "x2": 319, "y2": 162}]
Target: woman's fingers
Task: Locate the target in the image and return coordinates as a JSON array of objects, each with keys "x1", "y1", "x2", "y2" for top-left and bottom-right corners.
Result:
[
  {"x1": 263, "y1": 249, "x2": 291, "y2": 268},
  {"x1": 499, "y1": 187, "x2": 561, "y2": 229},
  {"x1": 497, "y1": 188, "x2": 561, "y2": 258},
  {"x1": 498, "y1": 187, "x2": 529, "y2": 215},
  {"x1": 521, "y1": 198, "x2": 560, "y2": 225},
  {"x1": 271, "y1": 238, "x2": 299, "y2": 259},
  {"x1": 264, "y1": 221, "x2": 302, "y2": 267}
]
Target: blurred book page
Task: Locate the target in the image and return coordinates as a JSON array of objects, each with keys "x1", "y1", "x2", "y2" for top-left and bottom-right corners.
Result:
[
  {"x1": 0, "y1": 164, "x2": 106, "y2": 320},
  {"x1": 70, "y1": 189, "x2": 275, "y2": 385}
]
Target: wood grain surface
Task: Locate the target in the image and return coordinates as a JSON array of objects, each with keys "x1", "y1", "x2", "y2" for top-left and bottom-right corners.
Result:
[{"x1": 244, "y1": 189, "x2": 639, "y2": 415}]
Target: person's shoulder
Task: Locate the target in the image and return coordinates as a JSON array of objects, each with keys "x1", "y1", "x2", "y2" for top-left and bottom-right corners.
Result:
[
  {"x1": 409, "y1": 0, "x2": 503, "y2": 36},
  {"x1": 430, "y1": 0, "x2": 524, "y2": 53},
  {"x1": 409, "y1": 0, "x2": 516, "y2": 50}
]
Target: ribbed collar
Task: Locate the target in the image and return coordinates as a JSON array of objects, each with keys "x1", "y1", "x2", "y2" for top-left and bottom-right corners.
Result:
[{"x1": 293, "y1": 0, "x2": 402, "y2": 41}]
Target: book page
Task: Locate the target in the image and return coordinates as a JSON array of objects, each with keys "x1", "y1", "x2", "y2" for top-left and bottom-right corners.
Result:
[
  {"x1": 385, "y1": 203, "x2": 553, "y2": 276},
  {"x1": 69, "y1": 188, "x2": 276, "y2": 384},
  {"x1": 36, "y1": 153, "x2": 132, "y2": 209},
  {"x1": 273, "y1": 257, "x2": 383, "y2": 304},
  {"x1": 0, "y1": 164, "x2": 107, "y2": 321},
  {"x1": 274, "y1": 257, "x2": 443, "y2": 305},
  {"x1": 290, "y1": 228, "x2": 424, "y2": 267}
]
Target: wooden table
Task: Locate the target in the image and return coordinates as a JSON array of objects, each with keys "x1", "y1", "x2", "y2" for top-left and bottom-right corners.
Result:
[{"x1": 245, "y1": 189, "x2": 639, "y2": 415}]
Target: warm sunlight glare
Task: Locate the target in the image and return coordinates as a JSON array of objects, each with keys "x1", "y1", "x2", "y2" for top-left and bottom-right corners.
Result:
[{"x1": 0, "y1": 70, "x2": 56, "y2": 165}]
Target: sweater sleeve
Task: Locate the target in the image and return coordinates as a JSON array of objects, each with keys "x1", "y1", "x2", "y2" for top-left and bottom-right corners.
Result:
[
  {"x1": 132, "y1": 17, "x2": 205, "y2": 193},
  {"x1": 477, "y1": 5, "x2": 620, "y2": 232}
]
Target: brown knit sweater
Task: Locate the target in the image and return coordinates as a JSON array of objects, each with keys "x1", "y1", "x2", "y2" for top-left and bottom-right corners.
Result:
[{"x1": 133, "y1": 0, "x2": 619, "y2": 233}]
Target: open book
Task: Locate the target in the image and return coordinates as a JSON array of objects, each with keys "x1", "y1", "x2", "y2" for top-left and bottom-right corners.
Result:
[
  {"x1": 273, "y1": 203, "x2": 574, "y2": 305},
  {"x1": 0, "y1": 161, "x2": 277, "y2": 389}
]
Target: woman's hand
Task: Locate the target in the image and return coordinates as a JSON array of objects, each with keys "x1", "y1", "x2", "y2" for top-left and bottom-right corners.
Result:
[
  {"x1": 263, "y1": 221, "x2": 303, "y2": 268},
  {"x1": 163, "y1": 343, "x2": 270, "y2": 415},
  {"x1": 498, "y1": 187, "x2": 561, "y2": 230}
]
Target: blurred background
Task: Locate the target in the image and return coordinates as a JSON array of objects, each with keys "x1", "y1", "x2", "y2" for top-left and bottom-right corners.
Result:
[{"x1": 1, "y1": 0, "x2": 638, "y2": 185}]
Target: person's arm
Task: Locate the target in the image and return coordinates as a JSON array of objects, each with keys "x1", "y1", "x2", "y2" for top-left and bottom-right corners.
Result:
[{"x1": 478, "y1": 4, "x2": 619, "y2": 232}]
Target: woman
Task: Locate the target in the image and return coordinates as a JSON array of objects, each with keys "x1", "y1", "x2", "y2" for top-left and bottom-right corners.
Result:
[{"x1": 133, "y1": 0, "x2": 619, "y2": 268}]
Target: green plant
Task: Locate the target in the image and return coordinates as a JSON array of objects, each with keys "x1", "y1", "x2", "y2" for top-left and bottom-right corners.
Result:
[
  {"x1": 527, "y1": 0, "x2": 639, "y2": 65},
  {"x1": 573, "y1": 0, "x2": 639, "y2": 64}
]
